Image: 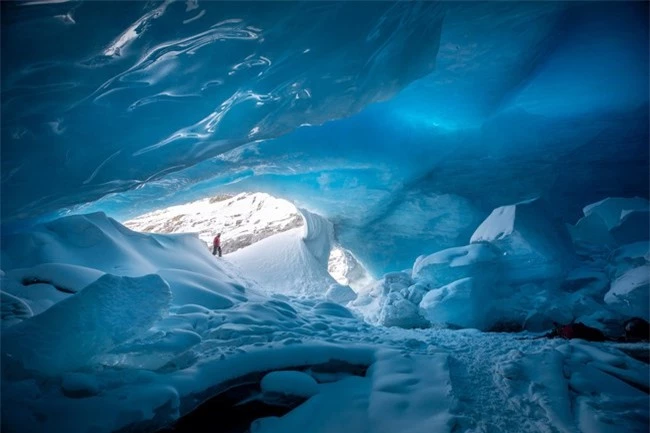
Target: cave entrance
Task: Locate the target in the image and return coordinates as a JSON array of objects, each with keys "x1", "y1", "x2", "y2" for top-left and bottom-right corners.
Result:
[{"x1": 123, "y1": 191, "x2": 372, "y2": 291}]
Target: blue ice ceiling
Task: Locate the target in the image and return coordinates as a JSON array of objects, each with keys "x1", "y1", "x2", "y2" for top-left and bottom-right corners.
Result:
[{"x1": 2, "y1": 1, "x2": 648, "y2": 275}]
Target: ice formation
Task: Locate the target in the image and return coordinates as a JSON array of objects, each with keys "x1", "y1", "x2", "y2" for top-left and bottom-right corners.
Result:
[{"x1": 0, "y1": 1, "x2": 648, "y2": 432}]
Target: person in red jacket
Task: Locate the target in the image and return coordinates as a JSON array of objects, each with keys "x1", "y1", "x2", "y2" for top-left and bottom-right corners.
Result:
[{"x1": 212, "y1": 233, "x2": 222, "y2": 257}]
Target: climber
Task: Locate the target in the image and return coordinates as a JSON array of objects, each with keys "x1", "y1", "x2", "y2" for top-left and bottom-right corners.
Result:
[{"x1": 212, "y1": 233, "x2": 222, "y2": 257}]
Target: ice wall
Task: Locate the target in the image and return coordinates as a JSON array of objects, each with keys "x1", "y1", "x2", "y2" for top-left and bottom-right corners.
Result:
[{"x1": 1, "y1": 1, "x2": 648, "y2": 276}]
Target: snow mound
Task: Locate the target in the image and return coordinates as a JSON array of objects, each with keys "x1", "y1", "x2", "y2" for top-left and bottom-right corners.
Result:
[
  {"x1": 470, "y1": 197, "x2": 575, "y2": 283},
  {"x1": 228, "y1": 226, "x2": 338, "y2": 296},
  {"x1": 1, "y1": 274, "x2": 171, "y2": 377},
  {"x1": 583, "y1": 197, "x2": 649, "y2": 230}
]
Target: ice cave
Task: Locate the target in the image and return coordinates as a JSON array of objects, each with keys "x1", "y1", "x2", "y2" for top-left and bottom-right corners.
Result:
[{"x1": 1, "y1": 1, "x2": 649, "y2": 433}]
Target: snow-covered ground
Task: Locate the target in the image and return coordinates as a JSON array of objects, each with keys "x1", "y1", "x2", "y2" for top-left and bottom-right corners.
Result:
[{"x1": 1, "y1": 197, "x2": 648, "y2": 433}]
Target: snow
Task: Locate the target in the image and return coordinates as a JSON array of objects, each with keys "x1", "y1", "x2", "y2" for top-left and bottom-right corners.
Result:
[
  {"x1": 227, "y1": 227, "x2": 338, "y2": 296},
  {"x1": 0, "y1": 211, "x2": 648, "y2": 433}
]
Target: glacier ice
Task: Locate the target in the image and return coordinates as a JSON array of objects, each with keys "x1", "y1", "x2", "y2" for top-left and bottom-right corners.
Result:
[
  {"x1": 610, "y1": 210, "x2": 650, "y2": 246},
  {"x1": 419, "y1": 277, "x2": 489, "y2": 330},
  {"x1": 604, "y1": 266, "x2": 650, "y2": 319},
  {"x1": 1, "y1": 273, "x2": 171, "y2": 377},
  {"x1": 412, "y1": 243, "x2": 501, "y2": 289},
  {"x1": 583, "y1": 197, "x2": 649, "y2": 230},
  {"x1": 568, "y1": 212, "x2": 616, "y2": 248},
  {"x1": 470, "y1": 198, "x2": 576, "y2": 284}
]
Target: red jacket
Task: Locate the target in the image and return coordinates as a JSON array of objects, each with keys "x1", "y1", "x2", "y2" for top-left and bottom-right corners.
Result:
[{"x1": 213, "y1": 236, "x2": 221, "y2": 247}]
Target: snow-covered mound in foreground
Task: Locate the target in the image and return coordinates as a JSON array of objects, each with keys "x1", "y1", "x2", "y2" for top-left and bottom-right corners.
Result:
[{"x1": 1, "y1": 212, "x2": 648, "y2": 433}]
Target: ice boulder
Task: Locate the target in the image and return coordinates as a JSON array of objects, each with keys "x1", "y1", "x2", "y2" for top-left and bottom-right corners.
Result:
[
  {"x1": 567, "y1": 212, "x2": 616, "y2": 248},
  {"x1": 610, "y1": 210, "x2": 650, "y2": 246},
  {"x1": 378, "y1": 292, "x2": 429, "y2": 329},
  {"x1": 604, "y1": 265, "x2": 649, "y2": 319},
  {"x1": 412, "y1": 243, "x2": 501, "y2": 289},
  {"x1": 583, "y1": 197, "x2": 649, "y2": 230},
  {"x1": 1, "y1": 274, "x2": 171, "y2": 376},
  {"x1": 419, "y1": 277, "x2": 489, "y2": 329},
  {"x1": 470, "y1": 198, "x2": 575, "y2": 283},
  {"x1": 325, "y1": 283, "x2": 357, "y2": 304}
]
